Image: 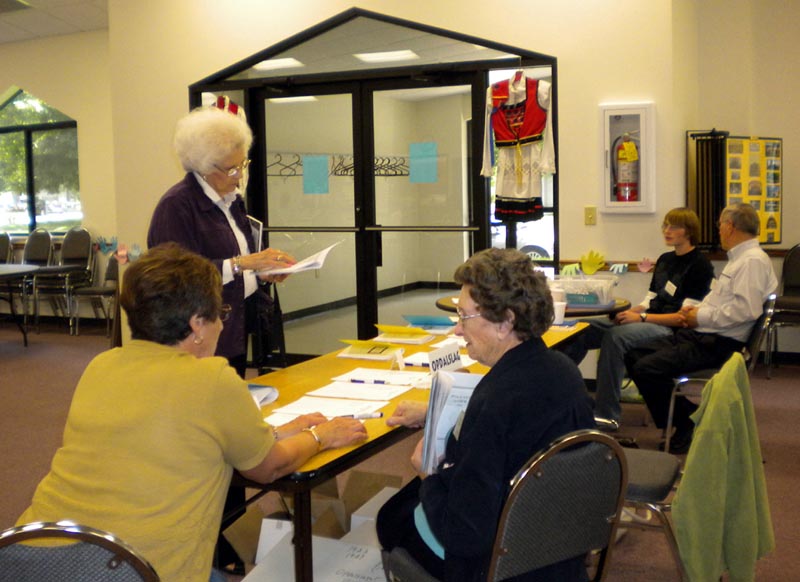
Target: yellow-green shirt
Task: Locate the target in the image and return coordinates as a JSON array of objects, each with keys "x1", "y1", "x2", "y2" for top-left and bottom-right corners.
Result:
[{"x1": 18, "y1": 340, "x2": 273, "y2": 581}]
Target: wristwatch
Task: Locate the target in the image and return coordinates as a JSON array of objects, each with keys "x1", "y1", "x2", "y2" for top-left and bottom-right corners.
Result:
[
  {"x1": 639, "y1": 312, "x2": 648, "y2": 322},
  {"x1": 231, "y1": 255, "x2": 243, "y2": 276}
]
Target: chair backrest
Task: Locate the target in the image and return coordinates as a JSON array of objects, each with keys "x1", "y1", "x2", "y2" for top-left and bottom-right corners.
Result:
[
  {"x1": 22, "y1": 228, "x2": 53, "y2": 266},
  {"x1": 782, "y1": 243, "x2": 800, "y2": 296},
  {"x1": 487, "y1": 429, "x2": 627, "y2": 582},
  {"x1": 0, "y1": 521, "x2": 159, "y2": 582},
  {"x1": 742, "y1": 293, "x2": 776, "y2": 372},
  {"x1": 104, "y1": 254, "x2": 120, "y2": 285},
  {"x1": 60, "y1": 226, "x2": 93, "y2": 267},
  {"x1": 0, "y1": 231, "x2": 11, "y2": 263}
]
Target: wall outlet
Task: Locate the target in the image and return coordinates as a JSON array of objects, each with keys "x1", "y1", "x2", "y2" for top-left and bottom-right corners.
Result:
[{"x1": 584, "y1": 206, "x2": 597, "y2": 225}]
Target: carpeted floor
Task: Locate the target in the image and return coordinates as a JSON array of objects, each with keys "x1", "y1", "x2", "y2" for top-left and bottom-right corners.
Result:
[{"x1": 1, "y1": 320, "x2": 798, "y2": 580}]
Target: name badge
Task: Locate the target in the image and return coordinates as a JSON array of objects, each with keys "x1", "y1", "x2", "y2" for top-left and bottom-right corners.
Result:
[
  {"x1": 665, "y1": 281, "x2": 677, "y2": 296},
  {"x1": 428, "y1": 342, "x2": 463, "y2": 373}
]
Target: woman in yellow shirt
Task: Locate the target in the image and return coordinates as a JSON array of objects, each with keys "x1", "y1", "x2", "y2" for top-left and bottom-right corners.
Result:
[{"x1": 17, "y1": 243, "x2": 367, "y2": 581}]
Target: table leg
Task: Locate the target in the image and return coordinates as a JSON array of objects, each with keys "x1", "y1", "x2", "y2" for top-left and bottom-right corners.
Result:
[
  {"x1": 292, "y1": 490, "x2": 314, "y2": 582},
  {"x1": 3, "y1": 282, "x2": 28, "y2": 347}
]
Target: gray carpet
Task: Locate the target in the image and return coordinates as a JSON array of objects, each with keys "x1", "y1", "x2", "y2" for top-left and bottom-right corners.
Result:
[{"x1": 1, "y1": 320, "x2": 798, "y2": 580}]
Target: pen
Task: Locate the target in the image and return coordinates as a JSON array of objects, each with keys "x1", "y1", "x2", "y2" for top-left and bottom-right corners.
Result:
[
  {"x1": 350, "y1": 379, "x2": 387, "y2": 384},
  {"x1": 339, "y1": 412, "x2": 384, "y2": 420}
]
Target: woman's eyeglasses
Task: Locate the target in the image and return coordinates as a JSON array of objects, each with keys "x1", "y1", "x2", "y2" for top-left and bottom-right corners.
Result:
[
  {"x1": 219, "y1": 304, "x2": 232, "y2": 322},
  {"x1": 456, "y1": 309, "x2": 483, "y2": 323},
  {"x1": 216, "y1": 159, "x2": 251, "y2": 178}
]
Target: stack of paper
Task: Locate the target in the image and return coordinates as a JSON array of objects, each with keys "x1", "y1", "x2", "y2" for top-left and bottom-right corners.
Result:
[
  {"x1": 421, "y1": 371, "x2": 483, "y2": 474},
  {"x1": 402, "y1": 315, "x2": 456, "y2": 335},
  {"x1": 337, "y1": 340, "x2": 402, "y2": 361},
  {"x1": 373, "y1": 324, "x2": 434, "y2": 345},
  {"x1": 259, "y1": 242, "x2": 340, "y2": 275}
]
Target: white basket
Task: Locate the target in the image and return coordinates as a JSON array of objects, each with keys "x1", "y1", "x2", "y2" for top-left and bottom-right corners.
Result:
[{"x1": 549, "y1": 275, "x2": 618, "y2": 306}]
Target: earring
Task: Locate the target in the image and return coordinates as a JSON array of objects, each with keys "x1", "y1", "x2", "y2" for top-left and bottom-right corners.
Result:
[{"x1": 193, "y1": 335, "x2": 204, "y2": 345}]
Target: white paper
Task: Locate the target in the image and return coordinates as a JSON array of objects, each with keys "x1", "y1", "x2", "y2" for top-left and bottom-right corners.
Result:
[
  {"x1": 270, "y1": 395, "x2": 387, "y2": 419},
  {"x1": 249, "y1": 384, "x2": 279, "y2": 408},
  {"x1": 307, "y1": 381, "x2": 412, "y2": 401},
  {"x1": 259, "y1": 242, "x2": 340, "y2": 275},
  {"x1": 432, "y1": 336, "x2": 467, "y2": 349},
  {"x1": 331, "y1": 368, "x2": 429, "y2": 386}
]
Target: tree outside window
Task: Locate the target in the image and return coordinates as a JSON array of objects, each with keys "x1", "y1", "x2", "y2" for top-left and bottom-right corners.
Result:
[{"x1": 0, "y1": 87, "x2": 81, "y2": 234}]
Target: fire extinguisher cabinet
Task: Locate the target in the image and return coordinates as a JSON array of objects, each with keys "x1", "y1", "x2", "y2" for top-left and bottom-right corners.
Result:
[{"x1": 600, "y1": 102, "x2": 656, "y2": 214}]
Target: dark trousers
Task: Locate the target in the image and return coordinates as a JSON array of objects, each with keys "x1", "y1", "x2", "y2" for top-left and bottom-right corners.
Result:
[
  {"x1": 377, "y1": 478, "x2": 446, "y2": 580},
  {"x1": 625, "y1": 329, "x2": 743, "y2": 429}
]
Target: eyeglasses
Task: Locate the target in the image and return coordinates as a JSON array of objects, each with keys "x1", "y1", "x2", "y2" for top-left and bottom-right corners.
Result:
[
  {"x1": 215, "y1": 159, "x2": 251, "y2": 177},
  {"x1": 219, "y1": 304, "x2": 232, "y2": 322},
  {"x1": 456, "y1": 309, "x2": 483, "y2": 323}
]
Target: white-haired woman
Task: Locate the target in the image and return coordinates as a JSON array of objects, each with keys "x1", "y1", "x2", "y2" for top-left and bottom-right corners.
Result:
[
  {"x1": 147, "y1": 106, "x2": 296, "y2": 574},
  {"x1": 148, "y1": 106, "x2": 294, "y2": 377}
]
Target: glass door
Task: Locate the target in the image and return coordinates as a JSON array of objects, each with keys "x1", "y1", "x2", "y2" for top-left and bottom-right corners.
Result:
[
  {"x1": 368, "y1": 84, "x2": 477, "y2": 327},
  {"x1": 262, "y1": 90, "x2": 359, "y2": 355}
]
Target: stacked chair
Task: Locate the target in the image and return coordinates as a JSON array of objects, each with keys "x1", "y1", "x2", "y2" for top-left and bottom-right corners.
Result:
[
  {"x1": 32, "y1": 226, "x2": 93, "y2": 332},
  {"x1": 765, "y1": 243, "x2": 800, "y2": 377}
]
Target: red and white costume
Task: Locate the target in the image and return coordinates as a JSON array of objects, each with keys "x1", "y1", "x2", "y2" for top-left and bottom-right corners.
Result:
[{"x1": 481, "y1": 75, "x2": 555, "y2": 221}]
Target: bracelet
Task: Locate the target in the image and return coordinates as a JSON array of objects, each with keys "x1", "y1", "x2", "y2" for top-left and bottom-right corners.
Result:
[
  {"x1": 231, "y1": 256, "x2": 242, "y2": 276},
  {"x1": 303, "y1": 427, "x2": 323, "y2": 452},
  {"x1": 272, "y1": 426, "x2": 280, "y2": 442}
]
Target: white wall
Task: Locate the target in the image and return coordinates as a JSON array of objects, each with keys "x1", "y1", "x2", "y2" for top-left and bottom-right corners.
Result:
[
  {"x1": 2, "y1": 0, "x2": 797, "y2": 344},
  {"x1": 0, "y1": 31, "x2": 115, "y2": 239}
]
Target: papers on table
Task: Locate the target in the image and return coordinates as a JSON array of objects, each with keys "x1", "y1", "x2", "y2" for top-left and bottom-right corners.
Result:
[
  {"x1": 259, "y1": 242, "x2": 340, "y2": 276},
  {"x1": 265, "y1": 395, "x2": 387, "y2": 427},
  {"x1": 432, "y1": 336, "x2": 467, "y2": 349},
  {"x1": 249, "y1": 384, "x2": 279, "y2": 408},
  {"x1": 308, "y1": 381, "x2": 413, "y2": 401},
  {"x1": 373, "y1": 324, "x2": 434, "y2": 345},
  {"x1": 402, "y1": 315, "x2": 456, "y2": 335},
  {"x1": 332, "y1": 367, "x2": 429, "y2": 386},
  {"x1": 337, "y1": 340, "x2": 403, "y2": 361}
]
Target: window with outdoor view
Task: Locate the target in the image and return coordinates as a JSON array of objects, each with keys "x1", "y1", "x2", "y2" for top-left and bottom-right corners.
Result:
[{"x1": 0, "y1": 87, "x2": 81, "y2": 234}]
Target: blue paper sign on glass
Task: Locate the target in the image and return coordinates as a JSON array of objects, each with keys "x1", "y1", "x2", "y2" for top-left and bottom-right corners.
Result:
[
  {"x1": 303, "y1": 155, "x2": 330, "y2": 194},
  {"x1": 409, "y1": 142, "x2": 438, "y2": 183}
]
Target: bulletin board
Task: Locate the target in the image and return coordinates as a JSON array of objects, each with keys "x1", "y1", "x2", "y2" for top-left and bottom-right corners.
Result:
[{"x1": 726, "y1": 136, "x2": 782, "y2": 244}]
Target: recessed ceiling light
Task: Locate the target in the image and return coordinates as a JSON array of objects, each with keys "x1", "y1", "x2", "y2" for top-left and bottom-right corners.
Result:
[
  {"x1": 267, "y1": 96, "x2": 318, "y2": 104},
  {"x1": 354, "y1": 50, "x2": 419, "y2": 63},
  {"x1": 253, "y1": 58, "x2": 304, "y2": 71}
]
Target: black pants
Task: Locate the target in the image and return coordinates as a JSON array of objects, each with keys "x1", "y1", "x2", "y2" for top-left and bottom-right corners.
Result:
[
  {"x1": 625, "y1": 329, "x2": 743, "y2": 429},
  {"x1": 377, "y1": 478, "x2": 446, "y2": 580}
]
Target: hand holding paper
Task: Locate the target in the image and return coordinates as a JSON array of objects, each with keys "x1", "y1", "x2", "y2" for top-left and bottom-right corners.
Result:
[{"x1": 259, "y1": 242, "x2": 340, "y2": 276}]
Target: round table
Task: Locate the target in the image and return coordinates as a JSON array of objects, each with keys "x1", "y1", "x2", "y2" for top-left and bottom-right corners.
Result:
[{"x1": 436, "y1": 295, "x2": 631, "y2": 318}]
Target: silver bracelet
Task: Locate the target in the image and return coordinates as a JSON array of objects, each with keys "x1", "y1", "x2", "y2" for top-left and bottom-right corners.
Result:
[{"x1": 303, "y1": 427, "x2": 322, "y2": 452}]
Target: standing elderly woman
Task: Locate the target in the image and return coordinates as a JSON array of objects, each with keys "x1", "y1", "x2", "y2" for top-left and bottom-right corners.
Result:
[
  {"x1": 148, "y1": 106, "x2": 293, "y2": 377},
  {"x1": 377, "y1": 248, "x2": 596, "y2": 582},
  {"x1": 16, "y1": 244, "x2": 367, "y2": 582}
]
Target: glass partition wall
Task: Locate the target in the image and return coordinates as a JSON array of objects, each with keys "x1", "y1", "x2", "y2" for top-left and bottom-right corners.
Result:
[{"x1": 190, "y1": 8, "x2": 557, "y2": 356}]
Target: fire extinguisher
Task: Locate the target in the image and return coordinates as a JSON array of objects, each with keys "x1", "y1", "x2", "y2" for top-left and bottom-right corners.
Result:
[{"x1": 612, "y1": 133, "x2": 639, "y2": 202}]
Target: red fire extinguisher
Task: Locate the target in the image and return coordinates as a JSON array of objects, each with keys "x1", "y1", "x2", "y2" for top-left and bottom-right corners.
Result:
[{"x1": 612, "y1": 134, "x2": 639, "y2": 202}]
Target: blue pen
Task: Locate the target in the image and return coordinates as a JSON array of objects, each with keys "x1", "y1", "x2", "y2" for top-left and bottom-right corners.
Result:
[{"x1": 350, "y1": 379, "x2": 387, "y2": 384}]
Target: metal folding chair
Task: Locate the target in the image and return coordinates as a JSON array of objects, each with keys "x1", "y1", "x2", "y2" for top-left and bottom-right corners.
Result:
[
  {"x1": 386, "y1": 429, "x2": 628, "y2": 582},
  {"x1": 0, "y1": 520, "x2": 159, "y2": 582}
]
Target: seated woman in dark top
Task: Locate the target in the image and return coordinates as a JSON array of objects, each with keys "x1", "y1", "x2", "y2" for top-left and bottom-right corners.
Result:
[{"x1": 377, "y1": 248, "x2": 596, "y2": 582}]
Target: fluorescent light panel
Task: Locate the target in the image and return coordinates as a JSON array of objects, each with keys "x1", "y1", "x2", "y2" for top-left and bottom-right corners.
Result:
[
  {"x1": 353, "y1": 50, "x2": 419, "y2": 63},
  {"x1": 267, "y1": 96, "x2": 318, "y2": 104},
  {"x1": 253, "y1": 57, "x2": 304, "y2": 71}
]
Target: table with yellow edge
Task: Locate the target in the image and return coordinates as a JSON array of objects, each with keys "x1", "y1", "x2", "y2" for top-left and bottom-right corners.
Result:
[{"x1": 233, "y1": 322, "x2": 588, "y2": 582}]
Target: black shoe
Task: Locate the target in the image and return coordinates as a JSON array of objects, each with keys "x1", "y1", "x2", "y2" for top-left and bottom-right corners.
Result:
[{"x1": 659, "y1": 423, "x2": 694, "y2": 454}]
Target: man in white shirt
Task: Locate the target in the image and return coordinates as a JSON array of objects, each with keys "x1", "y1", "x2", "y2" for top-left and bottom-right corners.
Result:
[{"x1": 625, "y1": 203, "x2": 777, "y2": 453}]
